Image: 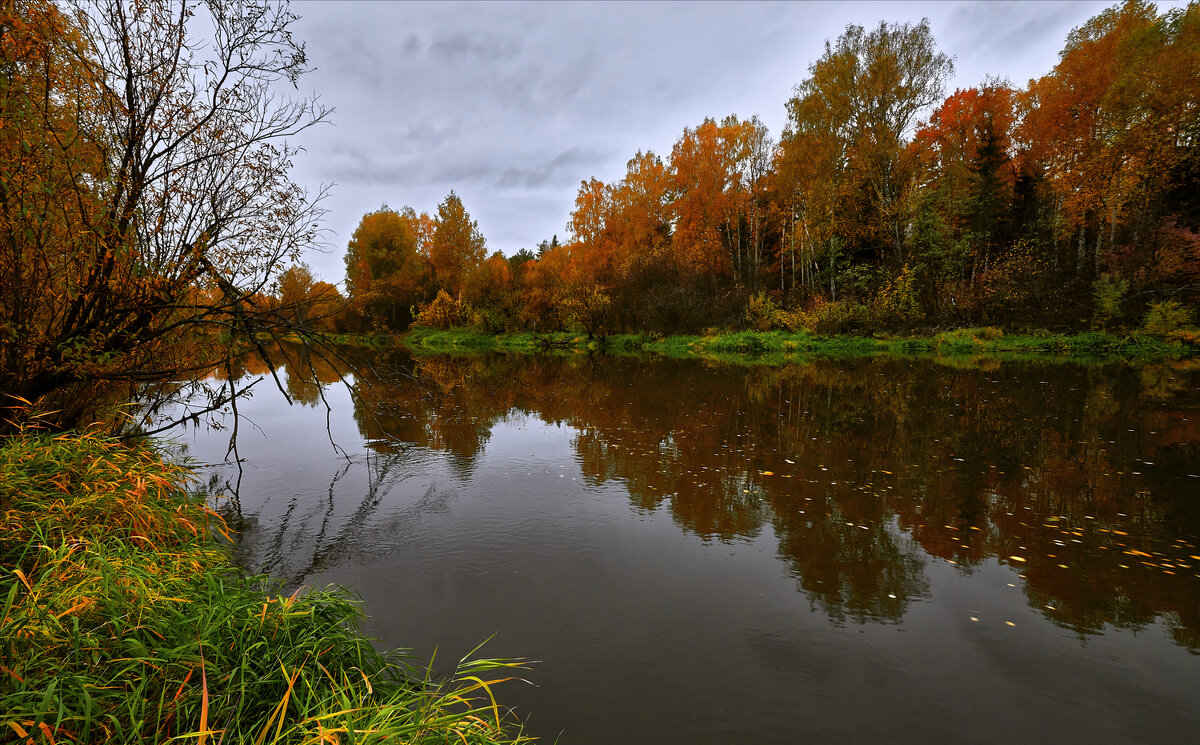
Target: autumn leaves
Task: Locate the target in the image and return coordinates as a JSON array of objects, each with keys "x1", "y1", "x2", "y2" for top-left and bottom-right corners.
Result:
[{"x1": 341, "y1": 2, "x2": 1198, "y2": 340}]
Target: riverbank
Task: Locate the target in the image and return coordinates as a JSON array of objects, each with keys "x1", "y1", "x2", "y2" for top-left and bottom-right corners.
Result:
[
  {"x1": 401, "y1": 326, "x2": 1198, "y2": 365},
  {"x1": 0, "y1": 431, "x2": 526, "y2": 744}
]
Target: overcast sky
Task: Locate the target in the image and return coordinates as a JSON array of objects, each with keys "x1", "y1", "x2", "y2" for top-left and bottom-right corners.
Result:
[{"x1": 283, "y1": 0, "x2": 1171, "y2": 284}]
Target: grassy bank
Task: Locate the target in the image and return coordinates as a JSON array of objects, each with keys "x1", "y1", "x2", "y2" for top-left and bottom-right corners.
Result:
[
  {"x1": 402, "y1": 326, "x2": 1197, "y2": 365},
  {"x1": 0, "y1": 431, "x2": 526, "y2": 744}
]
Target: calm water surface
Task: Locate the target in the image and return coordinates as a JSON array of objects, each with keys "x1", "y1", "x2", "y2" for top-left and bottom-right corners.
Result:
[{"x1": 169, "y1": 349, "x2": 1200, "y2": 744}]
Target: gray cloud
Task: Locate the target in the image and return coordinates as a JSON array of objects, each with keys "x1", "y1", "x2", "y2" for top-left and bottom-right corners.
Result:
[
  {"x1": 944, "y1": 2, "x2": 1104, "y2": 86},
  {"x1": 401, "y1": 34, "x2": 422, "y2": 60},
  {"x1": 401, "y1": 121, "x2": 463, "y2": 147},
  {"x1": 429, "y1": 31, "x2": 522, "y2": 65},
  {"x1": 317, "y1": 145, "x2": 421, "y2": 187},
  {"x1": 496, "y1": 148, "x2": 605, "y2": 190}
]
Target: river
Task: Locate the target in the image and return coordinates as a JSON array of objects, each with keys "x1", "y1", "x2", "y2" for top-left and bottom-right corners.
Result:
[{"x1": 164, "y1": 346, "x2": 1200, "y2": 744}]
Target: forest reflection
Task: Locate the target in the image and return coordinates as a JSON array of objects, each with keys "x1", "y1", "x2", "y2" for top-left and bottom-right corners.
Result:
[{"x1": 257, "y1": 344, "x2": 1200, "y2": 649}]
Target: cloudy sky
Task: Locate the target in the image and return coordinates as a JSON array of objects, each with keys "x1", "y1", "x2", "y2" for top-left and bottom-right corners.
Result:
[{"x1": 282, "y1": 0, "x2": 1163, "y2": 283}]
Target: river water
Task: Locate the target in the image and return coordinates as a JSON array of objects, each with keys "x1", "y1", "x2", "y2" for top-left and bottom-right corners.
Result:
[{"x1": 166, "y1": 347, "x2": 1200, "y2": 744}]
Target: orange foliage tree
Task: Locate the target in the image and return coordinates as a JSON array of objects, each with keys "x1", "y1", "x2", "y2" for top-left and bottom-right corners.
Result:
[
  {"x1": 0, "y1": 0, "x2": 329, "y2": 432},
  {"x1": 344, "y1": 205, "x2": 434, "y2": 330},
  {"x1": 1020, "y1": 0, "x2": 1200, "y2": 278},
  {"x1": 429, "y1": 191, "x2": 487, "y2": 296}
]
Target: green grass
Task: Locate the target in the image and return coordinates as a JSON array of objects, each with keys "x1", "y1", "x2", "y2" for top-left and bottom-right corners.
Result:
[
  {"x1": 0, "y1": 430, "x2": 528, "y2": 745},
  {"x1": 398, "y1": 325, "x2": 1195, "y2": 367},
  {"x1": 276, "y1": 331, "x2": 396, "y2": 348}
]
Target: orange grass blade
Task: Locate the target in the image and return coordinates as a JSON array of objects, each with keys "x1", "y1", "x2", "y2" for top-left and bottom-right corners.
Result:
[
  {"x1": 12, "y1": 569, "x2": 33, "y2": 593},
  {"x1": 199, "y1": 653, "x2": 209, "y2": 745},
  {"x1": 172, "y1": 667, "x2": 195, "y2": 704}
]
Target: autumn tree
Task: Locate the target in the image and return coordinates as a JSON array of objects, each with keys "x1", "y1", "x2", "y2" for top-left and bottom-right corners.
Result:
[
  {"x1": 273, "y1": 263, "x2": 344, "y2": 331},
  {"x1": 904, "y1": 81, "x2": 1022, "y2": 320},
  {"x1": 0, "y1": 0, "x2": 329, "y2": 432},
  {"x1": 429, "y1": 190, "x2": 486, "y2": 295},
  {"x1": 344, "y1": 205, "x2": 433, "y2": 329},
  {"x1": 508, "y1": 247, "x2": 536, "y2": 274},
  {"x1": 305, "y1": 281, "x2": 346, "y2": 333},
  {"x1": 519, "y1": 243, "x2": 572, "y2": 331},
  {"x1": 462, "y1": 251, "x2": 516, "y2": 330},
  {"x1": 786, "y1": 19, "x2": 953, "y2": 265},
  {"x1": 1020, "y1": 0, "x2": 1200, "y2": 283},
  {"x1": 778, "y1": 89, "x2": 875, "y2": 303},
  {"x1": 276, "y1": 263, "x2": 316, "y2": 324},
  {"x1": 605, "y1": 150, "x2": 678, "y2": 327},
  {"x1": 669, "y1": 117, "x2": 742, "y2": 279}
]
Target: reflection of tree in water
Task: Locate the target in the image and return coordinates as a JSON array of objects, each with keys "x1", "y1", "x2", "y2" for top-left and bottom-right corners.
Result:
[
  {"x1": 352, "y1": 353, "x2": 514, "y2": 471},
  {"x1": 213, "y1": 447, "x2": 444, "y2": 588},
  {"x1": 324, "y1": 349, "x2": 1200, "y2": 645},
  {"x1": 268, "y1": 451, "x2": 429, "y2": 586}
]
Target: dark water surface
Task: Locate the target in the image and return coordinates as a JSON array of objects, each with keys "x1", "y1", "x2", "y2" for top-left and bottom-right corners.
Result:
[{"x1": 170, "y1": 349, "x2": 1200, "y2": 744}]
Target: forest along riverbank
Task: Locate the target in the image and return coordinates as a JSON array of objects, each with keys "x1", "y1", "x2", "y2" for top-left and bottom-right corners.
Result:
[
  {"x1": 401, "y1": 326, "x2": 1199, "y2": 365},
  {"x1": 0, "y1": 430, "x2": 528, "y2": 745}
]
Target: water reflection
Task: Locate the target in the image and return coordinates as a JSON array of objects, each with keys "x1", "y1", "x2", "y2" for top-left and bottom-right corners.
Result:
[
  {"x1": 221, "y1": 346, "x2": 1200, "y2": 650},
  {"x1": 211, "y1": 345, "x2": 1195, "y2": 647}
]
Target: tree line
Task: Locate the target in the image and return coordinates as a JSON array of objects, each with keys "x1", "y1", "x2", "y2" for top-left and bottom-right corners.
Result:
[{"x1": 325, "y1": 0, "x2": 1198, "y2": 339}]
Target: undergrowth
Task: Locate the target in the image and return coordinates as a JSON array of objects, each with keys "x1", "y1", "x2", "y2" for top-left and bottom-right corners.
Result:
[
  {"x1": 0, "y1": 430, "x2": 527, "y2": 744},
  {"x1": 400, "y1": 326, "x2": 1196, "y2": 366}
]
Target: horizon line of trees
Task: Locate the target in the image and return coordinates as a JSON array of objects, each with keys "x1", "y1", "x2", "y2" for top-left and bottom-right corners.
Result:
[{"x1": 307, "y1": 0, "x2": 1197, "y2": 339}]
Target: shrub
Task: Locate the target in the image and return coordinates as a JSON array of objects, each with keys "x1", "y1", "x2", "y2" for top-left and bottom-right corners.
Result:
[
  {"x1": 745, "y1": 292, "x2": 778, "y2": 332},
  {"x1": 745, "y1": 292, "x2": 815, "y2": 332},
  {"x1": 1141, "y1": 300, "x2": 1192, "y2": 337},
  {"x1": 1092, "y1": 274, "x2": 1129, "y2": 328},
  {"x1": 809, "y1": 300, "x2": 868, "y2": 335},
  {"x1": 413, "y1": 290, "x2": 481, "y2": 330},
  {"x1": 872, "y1": 265, "x2": 924, "y2": 326}
]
